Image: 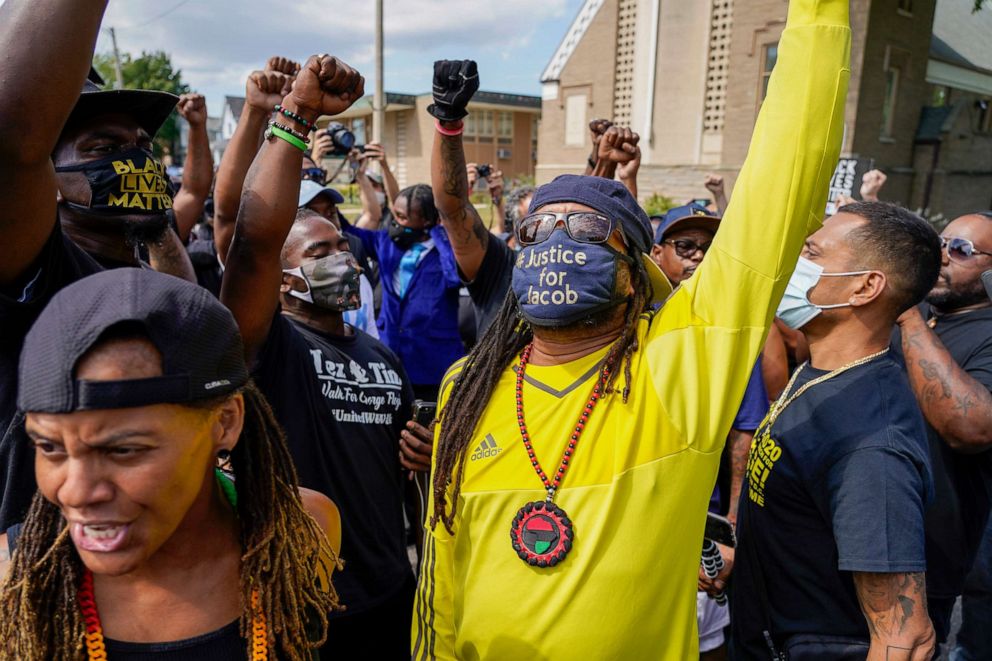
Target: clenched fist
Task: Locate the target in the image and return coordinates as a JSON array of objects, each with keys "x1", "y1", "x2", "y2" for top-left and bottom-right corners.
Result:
[
  {"x1": 597, "y1": 126, "x2": 639, "y2": 165},
  {"x1": 428, "y1": 60, "x2": 479, "y2": 123},
  {"x1": 176, "y1": 93, "x2": 207, "y2": 126},
  {"x1": 859, "y1": 169, "x2": 887, "y2": 202},
  {"x1": 288, "y1": 54, "x2": 365, "y2": 121},
  {"x1": 246, "y1": 70, "x2": 292, "y2": 113}
]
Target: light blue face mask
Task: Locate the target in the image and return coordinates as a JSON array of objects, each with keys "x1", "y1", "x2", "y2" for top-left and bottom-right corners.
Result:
[{"x1": 776, "y1": 256, "x2": 873, "y2": 329}]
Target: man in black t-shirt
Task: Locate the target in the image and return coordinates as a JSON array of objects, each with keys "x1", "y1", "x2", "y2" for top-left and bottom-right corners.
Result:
[
  {"x1": 0, "y1": 0, "x2": 194, "y2": 533},
  {"x1": 891, "y1": 211, "x2": 992, "y2": 650},
  {"x1": 730, "y1": 202, "x2": 941, "y2": 659},
  {"x1": 220, "y1": 55, "x2": 424, "y2": 659}
]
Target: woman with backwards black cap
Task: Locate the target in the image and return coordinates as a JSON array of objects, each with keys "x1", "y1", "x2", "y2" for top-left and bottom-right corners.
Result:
[{"x1": 0, "y1": 268, "x2": 341, "y2": 660}]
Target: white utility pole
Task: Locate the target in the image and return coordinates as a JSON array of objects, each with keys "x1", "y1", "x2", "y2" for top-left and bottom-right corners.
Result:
[
  {"x1": 373, "y1": 0, "x2": 384, "y2": 144},
  {"x1": 109, "y1": 27, "x2": 125, "y2": 89}
]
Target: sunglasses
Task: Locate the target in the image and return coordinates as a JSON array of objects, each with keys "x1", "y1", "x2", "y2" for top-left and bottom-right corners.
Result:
[
  {"x1": 302, "y1": 167, "x2": 328, "y2": 183},
  {"x1": 663, "y1": 238, "x2": 711, "y2": 258},
  {"x1": 515, "y1": 212, "x2": 619, "y2": 247},
  {"x1": 941, "y1": 236, "x2": 991, "y2": 263}
]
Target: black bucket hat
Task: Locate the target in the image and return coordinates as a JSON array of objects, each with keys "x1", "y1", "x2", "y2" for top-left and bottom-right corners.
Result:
[{"x1": 62, "y1": 66, "x2": 179, "y2": 139}]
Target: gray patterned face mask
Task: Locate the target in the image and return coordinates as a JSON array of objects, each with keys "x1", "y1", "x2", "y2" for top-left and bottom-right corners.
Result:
[{"x1": 283, "y1": 252, "x2": 361, "y2": 311}]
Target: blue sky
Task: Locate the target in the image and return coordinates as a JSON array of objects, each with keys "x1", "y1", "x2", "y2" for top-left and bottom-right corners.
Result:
[{"x1": 93, "y1": 0, "x2": 585, "y2": 117}]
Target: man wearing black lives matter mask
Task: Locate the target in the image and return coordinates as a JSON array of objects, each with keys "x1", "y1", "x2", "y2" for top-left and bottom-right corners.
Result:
[
  {"x1": 413, "y1": 1, "x2": 853, "y2": 653},
  {"x1": 220, "y1": 53, "x2": 426, "y2": 659},
  {"x1": 0, "y1": 0, "x2": 197, "y2": 536}
]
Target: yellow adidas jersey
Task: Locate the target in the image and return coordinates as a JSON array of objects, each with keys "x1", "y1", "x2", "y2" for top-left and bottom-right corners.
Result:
[{"x1": 413, "y1": 1, "x2": 852, "y2": 658}]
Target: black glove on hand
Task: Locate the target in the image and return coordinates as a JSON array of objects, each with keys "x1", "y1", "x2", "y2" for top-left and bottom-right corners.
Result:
[{"x1": 428, "y1": 59, "x2": 479, "y2": 122}]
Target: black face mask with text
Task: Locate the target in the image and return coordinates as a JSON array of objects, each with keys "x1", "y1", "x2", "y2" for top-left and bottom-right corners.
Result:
[{"x1": 55, "y1": 148, "x2": 173, "y2": 215}]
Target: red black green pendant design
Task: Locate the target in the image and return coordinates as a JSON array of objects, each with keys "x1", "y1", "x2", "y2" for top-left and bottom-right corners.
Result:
[{"x1": 510, "y1": 500, "x2": 574, "y2": 567}]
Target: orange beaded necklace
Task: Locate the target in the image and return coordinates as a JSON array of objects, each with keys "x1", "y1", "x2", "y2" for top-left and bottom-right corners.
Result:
[{"x1": 77, "y1": 569, "x2": 268, "y2": 660}]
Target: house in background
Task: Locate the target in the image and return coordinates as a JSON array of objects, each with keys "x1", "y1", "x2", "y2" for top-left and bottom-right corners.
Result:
[
  {"x1": 210, "y1": 91, "x2": 539, "y2": 189},
  {"x1": 538, "y1": 0, "x2": 991, "y2": 218},
  {"x1": 322, "y1": 91, "x2": 541, "y2": 189}
]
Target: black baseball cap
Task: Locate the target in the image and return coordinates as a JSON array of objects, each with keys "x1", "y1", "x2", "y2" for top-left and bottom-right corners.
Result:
[
  {"x1": 62, "y1": 67, "x2": 179, "y2": 140},
  {"x1": 18, "y1": 269, "x2": 248, "y2": 413}
]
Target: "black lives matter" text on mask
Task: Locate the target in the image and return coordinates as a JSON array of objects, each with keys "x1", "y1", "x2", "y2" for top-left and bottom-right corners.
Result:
[{"x1": 56, "y1": 147, "x2": 173, "y2": 215}]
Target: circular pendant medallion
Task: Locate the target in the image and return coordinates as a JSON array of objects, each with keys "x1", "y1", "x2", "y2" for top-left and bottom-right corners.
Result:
[{"x1": 510, "y1": 500, "x2": 574, "y2": 567}]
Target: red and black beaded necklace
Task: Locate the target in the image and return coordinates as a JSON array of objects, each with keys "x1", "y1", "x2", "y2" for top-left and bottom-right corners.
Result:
[{"x1": 509, "y1": 343, "x2": 610, "y2": 568}]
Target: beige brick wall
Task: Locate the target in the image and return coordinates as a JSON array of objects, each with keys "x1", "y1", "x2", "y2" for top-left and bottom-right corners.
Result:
[
  {"x1": 537, "y1": 0, "x2": 619, "y2": 175},
  {"x1": 851, "y1": 0, "x2": 937, "y2": 175}
]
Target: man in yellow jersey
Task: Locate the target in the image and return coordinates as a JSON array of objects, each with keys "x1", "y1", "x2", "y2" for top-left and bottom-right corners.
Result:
[{"x1": 413, "y1": 1, "x2": 851, "y2": 657}]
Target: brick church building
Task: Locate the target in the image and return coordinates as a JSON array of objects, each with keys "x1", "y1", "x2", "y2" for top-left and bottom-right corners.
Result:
[{"x1": 537, "y1": 0, "x2": 991, "y2": 219}]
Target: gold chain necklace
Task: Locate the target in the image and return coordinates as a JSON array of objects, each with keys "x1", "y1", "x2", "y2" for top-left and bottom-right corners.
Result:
[{"x1": 762, "y1": 348, "x2": 890, "y2": 431}]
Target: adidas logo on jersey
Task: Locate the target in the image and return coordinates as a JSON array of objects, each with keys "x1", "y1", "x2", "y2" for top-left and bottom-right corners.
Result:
[{"x1": 471, "y1": 435, "x2": 502, "y2": 461}]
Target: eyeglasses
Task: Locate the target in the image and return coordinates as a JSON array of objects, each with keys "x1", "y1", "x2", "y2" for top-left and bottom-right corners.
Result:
[
  {"x1": 663, "y1": 238, "x2": 711, "y2": 258},
  {"x1": 515, "y1": 211, "x2": 619, "y2": 247},
  {"x1": 302, "y1": 167, "x2": 328, "y2": 183},
  {"x1": 941, "y1": 236, "x2": 992, "y2": 263}
]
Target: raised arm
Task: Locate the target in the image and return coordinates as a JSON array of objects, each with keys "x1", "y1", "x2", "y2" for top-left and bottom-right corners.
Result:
[
  {"x1": 220, "y1": 55, "x2": 364, "y2": 361},
  {"x1": 172, "y1": 93, "x2": 213, "y2": 243},
  {"x1": 487, "y1": 169, "x2": 506, "y2": 235},
  {"x1": 683, "y1": 0, "x2": 850, "y2": 329},
  {"x1": 429, "y1": 60, "x2": 490, "y2": 281},
  {"x1": 213, "y1": 58, "x2": 298, "y2": 264},
  {"x1": 366, "y1": 142, "x2": 401, "y2": 207},
  {"x1": 896, "y1": 307, "x2": 992, "y2": 453},
  {"x1": 0, "y1": 0, "x2": 108, "y2": 283},
  {"x1": 853, "y1": 572, "x2": 935, "y2": 661},
  {"x1": 351, "y1": 152, "x2": 383, "y2": 230},
  {"x1": 704, "y1": 174, "x2": 729, "y2": 216}
]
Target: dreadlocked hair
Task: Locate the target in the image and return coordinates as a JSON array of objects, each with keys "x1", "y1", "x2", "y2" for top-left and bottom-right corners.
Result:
[
  {"x1": 430, "y1": 251, "x2": 654, "y2": 534},
  {"x1": 397, "y1": 184, "x2": 439, "y2": 227},
  {"x1": 0, "y1": 381, "x2": 341, "y2": 661}
]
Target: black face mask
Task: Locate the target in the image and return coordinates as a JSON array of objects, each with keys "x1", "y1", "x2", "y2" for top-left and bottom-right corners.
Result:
[
  {"x1": 55, "y1": 147, "x2": 173, "y2": 215},
  {"x1": 388, "y1": 217, "x2": 429, "y2": 251}
]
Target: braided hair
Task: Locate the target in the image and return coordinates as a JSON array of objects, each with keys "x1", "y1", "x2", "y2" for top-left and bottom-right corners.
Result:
[
  {"x1": 429, "y1": 251, "x2": 654, "y2": 534},
  {"x1": 396, "y1": 184, "x2": 439, "y2": 228},
  {"x1": 0, "y1": 382, "x2": 340, "y2": 661}
]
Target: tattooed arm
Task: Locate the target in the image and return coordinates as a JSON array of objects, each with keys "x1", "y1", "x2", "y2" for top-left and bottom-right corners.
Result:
[
  {"x1": 431, "y1": 124, "x2": 490, "y2": 281},
  {"x1": 897, "y1": 307, "x2": 992, "y2": 453},
  {"x1": 853, "y1": 572, "x2": 935, "y2": 661}
]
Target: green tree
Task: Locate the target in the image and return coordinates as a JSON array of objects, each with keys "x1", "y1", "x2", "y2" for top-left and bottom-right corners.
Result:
[{"x1": 93, "y1": 51, "x2": 190, "y2": 156}]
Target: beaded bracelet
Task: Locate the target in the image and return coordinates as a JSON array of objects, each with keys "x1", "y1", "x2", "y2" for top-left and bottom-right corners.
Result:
[
  {"x1": 266, "y1": 124, "x2": 308, "y2": 152},
  {"x1": 269, "y1": 120, "x2": 310, "y2": 144},
  {"x1": 435, "y1": 119, "x2": 465, "y2": 137},
  {"x1": 275, "y1": 104, "x2": 312, "y2": 129}
]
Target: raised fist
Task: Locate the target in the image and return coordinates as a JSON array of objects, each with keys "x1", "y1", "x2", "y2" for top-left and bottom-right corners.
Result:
[
  {"x1": 266, "y1": 56, "x2": 301, "y2": 76},
  {"x1": 246, "y1": 70, "x2": 292, "y2": 113},
  {"x1": 589, "y1": 119, "x2": 613, "y2": 145},
  {"x1": 704, "y1": 174, "x2": 724, "y2": 195},
  {"x1": 176, "y1": 93, "x2": 207, "y2": 126},
  {"x1": 289, "y1": 54, "x2": 365, "y2": 120},
  {"x1": 266, "y1": 56, "x2": 301, "y2": 96},
  {"x1": 597, "y1": 126, "x2": 639, "y2": 165},
  {"x1": 428, "y1": 60, "x2": 479, "y2": 123},
  {"x1": 859, "y1": 169, "x2": 887, "y2": 202}
]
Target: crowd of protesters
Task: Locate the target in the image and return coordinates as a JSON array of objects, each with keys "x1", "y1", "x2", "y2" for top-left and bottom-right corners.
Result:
[{"x1": 0, "y1": 0, "x2": 990, "y2": 659}]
